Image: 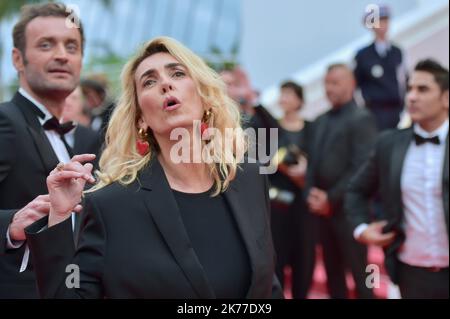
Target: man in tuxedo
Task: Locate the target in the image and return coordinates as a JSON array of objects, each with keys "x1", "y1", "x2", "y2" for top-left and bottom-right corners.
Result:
[
  {"x1": 306, "y1": 64, "x2": 377, "y2": 298},
  {"x1": 346, "y1": 59, "x2": 449, "y2": 299},
  {"x1": 0, "y1": 2, "x2": 85, "y2": 298}
]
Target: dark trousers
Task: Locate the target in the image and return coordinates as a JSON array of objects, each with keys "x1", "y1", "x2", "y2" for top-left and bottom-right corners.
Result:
[
  {"x1": 319, "y1": 214, "x2": 374, "y2": 299},
  {"x1": 398, "y1": 262, "x2": 449, "y2": 299},
  {"x1": 271, "y1": 199, "x2": 318, "y2": 299},
  {"x1": 0, "y1": 250, "x2": 38, "y2": 299}
]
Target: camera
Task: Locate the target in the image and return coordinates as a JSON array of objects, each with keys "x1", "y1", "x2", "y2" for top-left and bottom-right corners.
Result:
[{"x1": 275, "y1": 144, "x2": 306, "y2": 166}]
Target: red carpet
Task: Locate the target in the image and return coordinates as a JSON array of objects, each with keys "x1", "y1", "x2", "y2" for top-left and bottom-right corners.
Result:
[{"x1": 283, "y1": 245, "x2": 391, "y2": 299}]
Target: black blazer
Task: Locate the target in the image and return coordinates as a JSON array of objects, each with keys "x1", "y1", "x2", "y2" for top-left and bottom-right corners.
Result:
[
  {"x1": 73, "y1": 125, "x2": 102, "y2": 168},
  {"x1": 0, "y1": 92, "x2": 99, "y2": 298},
  {"x1": 25, "y1": 158, "x2": 283, "y2": 299},
  {"x1": 73, "y1": 126, "x2": 101, "y2": 158},
  {"x1": 306, "y1": 101, "x2": 378, "y2": 214},
  {"x1": 345, "y1": 128, "x2": 449, "y2": 284},
  {"x1": 0, "y1": 92, "x2": 61, "y2": 298}
]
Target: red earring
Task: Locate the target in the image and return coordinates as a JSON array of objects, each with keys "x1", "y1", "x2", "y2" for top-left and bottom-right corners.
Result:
[
  {"x1": 136, "y1": 128, "x2": 150, "y2": 156},
  {"x1": 201, "y1": 109, "x2": 213, "y2": 140},
  {"x1": 200, "y1": 122, "x2": 209, "y2": 136}
]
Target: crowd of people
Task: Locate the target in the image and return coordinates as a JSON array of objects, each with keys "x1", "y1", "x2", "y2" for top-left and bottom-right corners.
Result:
[{"x1": 0, "y1": 2, "x2": 448, "y2": 299}]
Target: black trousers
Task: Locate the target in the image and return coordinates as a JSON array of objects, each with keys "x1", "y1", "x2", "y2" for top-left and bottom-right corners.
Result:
[
  {"x1": 270, "y1": 198, "x2": 318, "y2": 299},
  {"x1": 398, "y1": 262, "x2": 449, "y2": 299},
  {"x1": 319, "y1": 214, "x2": 374, "y2": 299}
]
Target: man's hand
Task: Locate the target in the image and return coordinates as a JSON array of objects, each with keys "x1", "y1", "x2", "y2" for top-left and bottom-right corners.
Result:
[
  {"x1": 307, "y1": 187, "x2": 331, "y2": 217},
  {"x1": 358, "y1": 221, "x2": 396, "y2": 247},
  {"x1": 9, "y1": 195, "x2": 51, "y2": 241}
]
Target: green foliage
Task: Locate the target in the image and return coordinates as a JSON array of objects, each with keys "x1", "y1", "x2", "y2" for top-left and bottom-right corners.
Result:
[
  {"x1": 0, "y1": 0, "x2": 111, "y2": 19},
  {"x1": 83, "y1": 48, "x2": 128, "y2": 97},
  {"x1": 0, "y1": 0, "x2": 41, "y2": 20},
  {"x1": 204, "y1": 43, "x2": 239, "y2": 72}
]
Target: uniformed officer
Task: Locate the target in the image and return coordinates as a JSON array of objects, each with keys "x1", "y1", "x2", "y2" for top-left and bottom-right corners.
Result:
[{"x1": 354, "y1": 5, "x2": 408, "y2": 131}]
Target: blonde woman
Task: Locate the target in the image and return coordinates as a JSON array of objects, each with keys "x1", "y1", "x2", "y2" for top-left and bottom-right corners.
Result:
[{"x1": 25, "y1": 37, "x2": 282, "y2": 299}]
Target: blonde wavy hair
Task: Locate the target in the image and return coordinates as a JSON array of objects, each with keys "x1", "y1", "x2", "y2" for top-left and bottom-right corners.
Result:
[{"x1": 90, "y1": 36, "x2": 246, "y2": 195}]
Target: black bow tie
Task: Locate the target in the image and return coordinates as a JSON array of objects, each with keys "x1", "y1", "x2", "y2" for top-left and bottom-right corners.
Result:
[
  {"x1": 414, "y1": 133, "x2": 440, "y2": 145},
  {"x1": 43, "y1": 117, "x2": 75, "y2": 135}
]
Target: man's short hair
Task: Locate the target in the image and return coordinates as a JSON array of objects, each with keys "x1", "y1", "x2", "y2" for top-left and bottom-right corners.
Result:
[
  {"x1": 13, "y1": 2, "x2": 84, "y2": 55},
  {"x1": 327, "y1": 63, "x2": 350, "y2": 73},
  {"x1": 414, "y1": 59, "x2": 449, "y2": 93}
]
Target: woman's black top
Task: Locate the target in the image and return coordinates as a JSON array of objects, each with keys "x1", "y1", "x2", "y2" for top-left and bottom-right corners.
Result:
[{"x1": 172, "y1": 188, "x2": 251, "y2": 298}]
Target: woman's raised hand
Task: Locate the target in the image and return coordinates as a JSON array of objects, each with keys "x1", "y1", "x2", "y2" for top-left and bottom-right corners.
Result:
[{"x1": 47, "y1": 154, "x2": 96, "y2": 227}]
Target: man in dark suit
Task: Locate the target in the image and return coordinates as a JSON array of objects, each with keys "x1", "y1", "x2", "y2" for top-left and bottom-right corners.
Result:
[
  {"x1": 0, "y1": 2, "x2": 86, "y2": 298},
  {"x1": 354, "y1": 5, "x2": 407, "y2": 131},
  {"x1": 306, "y1": 64, "x2": 377, "y2": 298},
  {"x1": 346, "y1": 59, "x2": 449, "y2": 299}
]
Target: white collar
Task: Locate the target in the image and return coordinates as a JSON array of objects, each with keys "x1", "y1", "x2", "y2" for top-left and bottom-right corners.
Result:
[
  {"x1": 18, "y1": 87, "x2": 53, "y2": 124},
  {"x1": 414, "y1": 119, "x2": 449, "y2": 144}
]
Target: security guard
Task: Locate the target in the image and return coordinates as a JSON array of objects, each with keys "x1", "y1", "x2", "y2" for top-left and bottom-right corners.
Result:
[{"x1": 354, "y1": 5, "x2": 407, "y2": 131}]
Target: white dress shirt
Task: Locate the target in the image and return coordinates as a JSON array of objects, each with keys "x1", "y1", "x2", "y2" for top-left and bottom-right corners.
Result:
[
  {"x1": 399, "y1": 120, "x2": 449, "y2": 268},
  {"x1": 6, "y1": 88, "x2": 75, "y2": 272}
]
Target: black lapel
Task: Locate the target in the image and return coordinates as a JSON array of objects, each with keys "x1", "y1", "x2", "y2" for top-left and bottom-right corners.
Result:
[
  {"x1": 12, "y1": 92, "x2": 59, "y2": 174},
  {"x1": 138, "y1": 158, "x2": 215, "y2": 298},
  {"x1": 222, "y1": 177, "x2": 259, "y2": 298},
  {"x1": 443, "y1": 134, "x2": 449, "y2": 233},
  {"x1": 73, "y1": 127, "x2": 83, "y2": 155},
  {"x1": 312, "y1": 115, "x2": 329, "y2": 160},
  {"x1": 390, "y1": 128, "x2": 414, "y2": 221}
]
